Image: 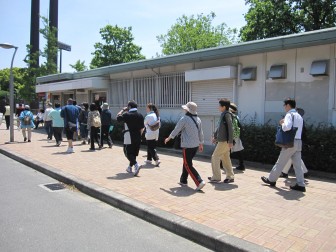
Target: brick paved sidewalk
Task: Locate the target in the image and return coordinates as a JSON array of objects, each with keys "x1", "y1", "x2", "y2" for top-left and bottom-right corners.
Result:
[{"x1": 0, "y1": 125, "x2": 335, "y2": 251}]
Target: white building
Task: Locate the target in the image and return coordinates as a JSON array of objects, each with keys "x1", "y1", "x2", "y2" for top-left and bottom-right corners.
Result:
[{"x1": 36, "y1": 28, "x2": 336, "y2": 145}]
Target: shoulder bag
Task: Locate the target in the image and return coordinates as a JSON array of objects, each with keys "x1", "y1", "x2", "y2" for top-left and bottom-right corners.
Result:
[{"x1": 275, "y1": 113, "x2": 298, "y2": 148}]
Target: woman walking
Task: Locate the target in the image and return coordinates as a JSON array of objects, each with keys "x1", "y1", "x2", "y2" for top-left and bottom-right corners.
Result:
[
  {"x1": 87, "y1": 103, "x2": 101, "y2": 151},
  {"x1": 19, "y1": 105, "x2": 35, "y2": 142},
  {"x1": 144, "y1": 103, "x2": 161, "y2": 166},
  {"x1": 164, "y1": 102, "x2": 205, "y2": 191}
]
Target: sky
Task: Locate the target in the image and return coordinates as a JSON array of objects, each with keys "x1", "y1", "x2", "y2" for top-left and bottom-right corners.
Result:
[{"x1": 0, "y1": 0, "x2": 249, "y2": 73}]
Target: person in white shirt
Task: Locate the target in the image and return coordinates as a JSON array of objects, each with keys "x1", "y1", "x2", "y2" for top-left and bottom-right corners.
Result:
[
  {"x1": 43, "y1": 102, "x2": 54, "y2": 140},
  {"x1": 144, "y1": 103, "x2": 161, "y2": 166},
  {"x1": 261, "y1": 98, "x2": 306, "y2": 192}
]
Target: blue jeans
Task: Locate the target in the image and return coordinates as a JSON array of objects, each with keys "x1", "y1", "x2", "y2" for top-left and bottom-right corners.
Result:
[{"x1": 44, "y1": 120, "x2": 53, "y2": 139}]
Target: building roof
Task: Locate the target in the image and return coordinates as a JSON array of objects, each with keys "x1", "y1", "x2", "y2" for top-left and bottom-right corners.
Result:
[{"x1": 36, "y1": 27, "x2": 336, "y2": 84}]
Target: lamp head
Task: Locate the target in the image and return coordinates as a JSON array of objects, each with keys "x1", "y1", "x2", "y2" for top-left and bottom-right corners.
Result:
[{"x1": 0, "y1": 43, "x2": 17, "y2": 49}]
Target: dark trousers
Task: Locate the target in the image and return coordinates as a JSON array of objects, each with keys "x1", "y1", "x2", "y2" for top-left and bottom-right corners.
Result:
[
  {"x1": 146, "y1": 139, "x2": 159, "y2": 161},
  {"x1": 180, "y1": 147, "x2": 202, "y2": 186},
  {"x1": 123, "y1": 143, "x2": 141, "y2": 167},
  {"x1": 100, "y1": 125, "x2": 112, "y2": 147},
  {"x1": 44, "y1": 120, "x2": 53, "y2": 139},
  {"x1": 80, "y1": 124, "x2": 88, "y2": 139},
  {"x1": 5, "y1": 115, "x2": 10, "y2": 129},
  {"x1": 90, "y1": 126, "x2": 100, "y2": 149},
  {"x1": 53, "y1": 127, "x2": 63, "y2": 144}
]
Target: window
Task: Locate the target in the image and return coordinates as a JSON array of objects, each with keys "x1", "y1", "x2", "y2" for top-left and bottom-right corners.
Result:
[
  {"x1": 111, "y1": 79, "x2": 131, "y2": 107},
  {"x1": 110, "y1": 73, "x2": 190, "y2": 108},
  {"x1": 269, "y1": 64, "x2": 286, "y2": 79},
  {"x1": 133, "y1": 76, "x2": 156, "y2": 107},
  {"x1": 158, "y1": 73, "x2": 190, "y2": 107},
  {"x1": 310, "y1": 60, "x2": 329, "y2": 76},
  {"x1": 240, "y1": 67, "x2": 257, "y2": 81}
]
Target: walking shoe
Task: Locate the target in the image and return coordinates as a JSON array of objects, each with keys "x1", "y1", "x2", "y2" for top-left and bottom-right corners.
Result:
[
  {"x1": 134, "y1": 163, "x2": 142, "y2": 176},
  {"x1": 144, "y1": 160, "x2": 153, "y2": 165},
  {"x1": 82, "y1": 140, "x2": 86, "y2": 144},
  {"x1": 89, "y1": 148, "x2": 95, "y2": 151},
  {"x1": 279, "y1": 172, "x2": 288, "y2": 178},
  {"x1": 178, "y1": 182, "x2": 188, "y2": 186},
  {"x1": 195, "y1": 181, "x2": 206, "y2": 191},
  {"x1": 207, "y1": 177, "x2": 220, "y2": 183},
  {"x1": 261, "y1": 176, "x2": 276, "y2": 186},
  {"x1": 108, "y1": 144, "x2": 113, "y2": 148},
  {"x1": 223, "y1": 178, "x2": 235, "y2": 183},
  {"x1": 155, "y1": 160, "x2": 161, "y2": 167},
  {"x1": 66, "y1": 147, "x2": 74, "y2": 153},
  {"x1": 235, "y1": 165, "x2": 245, "y2": 171},
  {"x1": 290, "y1": 184, "x2": 306, "y2": 192},
  {"x1": 24, "y1": 137, "x2": 27, "y2": 142},
  {"x1": 28, "y1": 140, "x2": 31, "y2": 142},
  {"x1": 126, "y1": 166, "x2": 132, "y2": 173}
]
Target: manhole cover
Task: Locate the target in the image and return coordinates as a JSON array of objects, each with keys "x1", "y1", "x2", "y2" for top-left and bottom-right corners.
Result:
[{"x1": 40, "y1": 183, "x2": 66, "y2": 192}]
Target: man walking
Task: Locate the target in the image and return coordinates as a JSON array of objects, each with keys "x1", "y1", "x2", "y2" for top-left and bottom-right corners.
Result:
[
  {"x1": 208, "y1": 98, "x2": 235, "y2": 183},
  {"x1": 261, "y1": 98, "x2": 306, "y2": 192},
  {"x1": 4, "y1": 102, "x2": 10, "y2": 130},
  {"x1": 100, "y1": 103, "x2": 113, "y2": 148},
  {"x1": 43, "y1": 102, "x2": 54, "y2": 140},
  {"x1": 49, "y1": 103, "x2": 64, "y2": 146},
  {"x1": 61, "y1": 98, "x2": 80, "y2": 153},
  {"x1": 117, "y1": 101, "x2": 144, "y2": 176}
]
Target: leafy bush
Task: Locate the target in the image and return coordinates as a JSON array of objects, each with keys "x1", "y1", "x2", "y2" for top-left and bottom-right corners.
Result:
[{"x1": 112, "y1": 116, "x2": 336, "y2": 173}]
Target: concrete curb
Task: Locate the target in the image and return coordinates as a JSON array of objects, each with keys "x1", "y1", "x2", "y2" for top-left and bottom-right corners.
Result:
[{"x1": 0, "y1": 148, "x2": 272, "y2": 252}]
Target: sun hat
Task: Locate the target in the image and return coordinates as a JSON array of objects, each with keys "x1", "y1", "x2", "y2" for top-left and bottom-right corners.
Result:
[
  {"x1": 24, "y1": 105, "x2": 30, "y2": 110},
  {"x1": 182, "y1": 102, "x2": 197, "y2": 115},
  {"x1": 101, "y1": 102, "x2": 109, "y2": 109},
  {"x1": 229, "y1": 102, "x2": 238, "y2": 113}
]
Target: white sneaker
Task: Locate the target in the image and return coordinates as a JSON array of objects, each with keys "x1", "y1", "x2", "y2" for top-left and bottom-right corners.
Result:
[
  {"x1": 144, "y1": 160, "x2": 152, "y2": 165},
  {"x1": 134, "y1": 163, "x2": 142, "y2": 176},
  {"x1": 66, "y1": 147, "x2": 74, "y2": 153},
  {"x1": 155, "y1": 160, "x2": 161, "y2": 167},
  {"x1": 195, "y1": 181, "x2": 206, "y2": 191},
  {"x1": 126, "y1": 166, "x2": 132, "y2": 173}
]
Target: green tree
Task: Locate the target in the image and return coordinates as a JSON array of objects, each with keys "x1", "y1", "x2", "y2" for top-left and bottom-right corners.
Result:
[
  {"x1": 39, "y1": 16, "x2": 58, "y2": 75},
  {"x1": 156, "y1": 12, "x2": 238, "y2": 56},
  {"x1": 70, "y1": 60, "x2": 88, "y2": 72},
  {"x1": 90, "y1": 25, "x2": 145, "y2": 68},
  {"x1": 294, "y1": 0, "x2": 336, "y2": 31},
  {"x1": 240, "y1": 0, "x2": 336, "y2": 42},
  {"x1": 0, "y1": 68, "x2": 26, "y2": 100}
]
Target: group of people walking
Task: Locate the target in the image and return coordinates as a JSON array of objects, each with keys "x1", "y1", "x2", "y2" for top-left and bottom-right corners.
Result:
[{"x1": 4, "y1": 96, "x2": 307, "y2": 193}]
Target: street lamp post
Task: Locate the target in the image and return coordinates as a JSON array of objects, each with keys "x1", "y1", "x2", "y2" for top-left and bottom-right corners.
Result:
[{"x1": 0, "y1": 43, "x2": 18, "y2": 143}]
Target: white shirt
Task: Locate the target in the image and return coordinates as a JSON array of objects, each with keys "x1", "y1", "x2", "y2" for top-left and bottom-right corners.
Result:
[
  {"x1": 282, "y1": 109, "x2": 303, "y2": 139},
  {"x1": 144, "y1": 111, "x2": 159, "y2": 140}
]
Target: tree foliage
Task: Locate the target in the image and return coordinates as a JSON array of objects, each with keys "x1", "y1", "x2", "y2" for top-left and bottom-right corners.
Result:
[
  {"x1": 157, "y1": 12, "x2": 238, "y2": 56},
  {"x1": 90, "y1": 25, "x2": 145, "y2": 68},
  {"x1": 70, "y1": 60, "x2": 88, "y2": 72},
  {"x1": 240, "y1": 0, "x2": 336, "y2": 41}
]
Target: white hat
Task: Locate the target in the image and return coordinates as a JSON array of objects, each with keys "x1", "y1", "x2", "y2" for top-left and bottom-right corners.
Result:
[
  {"x1": 182, "y1": 102, "x2": 197, "y2": 115},
  {"x1": 25, "y1": 105, "x2": 30, "y2": 110},
  {"x1": 101, "y1": 103, "x2": 109, "y2": 109}
]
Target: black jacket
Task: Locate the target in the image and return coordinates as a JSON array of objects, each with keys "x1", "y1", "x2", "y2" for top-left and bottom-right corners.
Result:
[{"x1": 101, "y1": 109, "x2": 112, "y2": 126}]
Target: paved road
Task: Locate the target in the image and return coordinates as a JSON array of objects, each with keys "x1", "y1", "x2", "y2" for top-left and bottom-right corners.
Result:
[{"x1": 0, "y1": 154, "x2": 211, "y2": 252}]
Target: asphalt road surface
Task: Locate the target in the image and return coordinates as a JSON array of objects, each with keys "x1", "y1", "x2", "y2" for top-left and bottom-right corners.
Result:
[{"x1": 0, "y1": 154, "x2": 211, "y2": 252}]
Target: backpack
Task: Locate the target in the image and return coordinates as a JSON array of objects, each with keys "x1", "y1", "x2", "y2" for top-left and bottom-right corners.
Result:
[
  {"x1": 231, "y1": 114, "x2": 241, "y2": 139},
  {"x1": 92, "y1": 114, "x2": 101, "y2": 127},
  {"x1": 223, "y1": 112, "x2": 240, "y2": 139},
  {"x1": 24, "y1": 113, "x2": 32, "y2": 125}
]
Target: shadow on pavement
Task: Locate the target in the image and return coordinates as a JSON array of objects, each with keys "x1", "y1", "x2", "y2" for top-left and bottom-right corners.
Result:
[
  {"x1": 160, "y1": 186, "x2": 198, "y2": 197},
  {"x1": 209, "y1": 183, "x2": 239, "y2": 191},
  {"x1": 107, "y1": 172, "x2": 134, "y2": 180}
]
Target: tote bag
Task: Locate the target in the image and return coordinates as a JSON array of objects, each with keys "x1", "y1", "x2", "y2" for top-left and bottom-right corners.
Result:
[{"x1": 275, "y1": 114, "x2": 298, "y2": 148}]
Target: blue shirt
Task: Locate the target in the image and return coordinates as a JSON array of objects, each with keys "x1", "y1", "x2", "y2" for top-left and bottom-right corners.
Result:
[{"x1": 49, "y1": 108, "x2": 64, "y2": 127}]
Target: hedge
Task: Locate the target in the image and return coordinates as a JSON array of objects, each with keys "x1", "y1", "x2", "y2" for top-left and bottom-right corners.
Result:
[{"x1": 111, "y1": 118, "x2": 336, "y2": 173}]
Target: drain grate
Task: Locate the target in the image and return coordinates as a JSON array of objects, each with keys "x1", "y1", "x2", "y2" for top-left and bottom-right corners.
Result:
[{"x1": 40, "y1": 183, "x2": 66, "y2": 192}]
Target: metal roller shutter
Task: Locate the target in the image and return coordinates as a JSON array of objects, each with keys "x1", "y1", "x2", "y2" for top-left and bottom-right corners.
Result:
[{"x1": 191, "y1": 79, "x2": 234, "y2": 115}]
